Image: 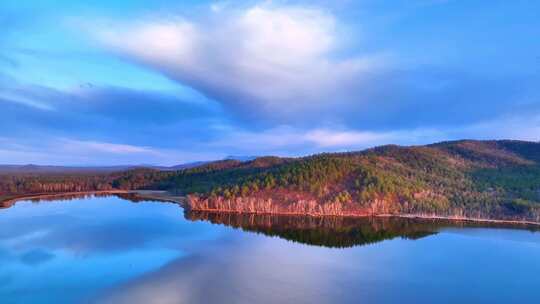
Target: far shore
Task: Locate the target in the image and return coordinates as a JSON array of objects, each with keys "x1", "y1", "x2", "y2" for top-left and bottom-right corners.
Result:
[
  {"x1": 1, "y1": 191, "x2": 539, "y2": 227},
  {"x1": 0, "y1": 190, "x2": 129, "y2": 208},
  {"x1": 0, "y1": 190, "x2": 186, "y2": 209}
]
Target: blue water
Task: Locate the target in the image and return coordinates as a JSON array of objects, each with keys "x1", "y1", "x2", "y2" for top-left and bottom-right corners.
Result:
[{"x1": 0, "y1": 195, "x2": 539, "y2": 304}]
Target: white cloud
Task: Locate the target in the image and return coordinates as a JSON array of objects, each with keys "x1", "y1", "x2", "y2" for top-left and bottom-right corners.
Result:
[
  {"x1": 60, "y1": 139, "x2": 157, "y2": 154},
  {"x1": 206, "y1": 118, "x2": 540, "y2": 157},
  {"x1": 304, "y1": 129, "x2": 391, "y2": 147},
  {"x1": 0, "y1": 136, "x2": 222, "y2": 166},
  {"x1": 93, "y1": 4, "x2": 386, "y2": 121},
  {"x1": 56, "y1": 138, "x2": 223, "y2": 164},
  {"x1": 206, "y1": 126, "x2": 447, "y2": 156},
  {"x1": 0, "y1": 92, "x2": 55, "y2": 111},
  {"x1": 301, "y1": 128, "x2": 445, "y2": 149},
  {"x1": 453, "y1": 115, "x2": 540, "y2": 142}
]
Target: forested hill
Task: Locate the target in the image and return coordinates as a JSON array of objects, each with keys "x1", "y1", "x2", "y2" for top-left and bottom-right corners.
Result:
[
  {"x1": 160, "y1": 139, "x2": 540, "y2": 222},
  {"x1": 2, "y1": 140, "x2": 540, "y2": 222}
]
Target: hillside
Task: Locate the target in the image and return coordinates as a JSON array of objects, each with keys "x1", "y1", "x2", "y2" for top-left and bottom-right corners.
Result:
[
  {"x1": 166, "y1": 140, "x2": 540, "y2": 222},
  {"x1": 1, "y1": 140, "x2": 540, "y2": 222}
]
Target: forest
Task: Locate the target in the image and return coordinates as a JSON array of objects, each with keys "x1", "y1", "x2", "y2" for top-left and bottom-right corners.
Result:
[{"x1": 1, "y1": 140, "x2": 540, "y2": 222}]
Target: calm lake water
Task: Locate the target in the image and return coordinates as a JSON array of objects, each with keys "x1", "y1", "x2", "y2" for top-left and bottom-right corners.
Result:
[{"x1": 1, "y1": 195, "x2": 540, "y2": 304}]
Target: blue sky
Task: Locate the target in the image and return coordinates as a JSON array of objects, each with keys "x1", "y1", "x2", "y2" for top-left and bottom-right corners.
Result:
[{"x1": 1, "y1": 0, "x2": 539, "y2": 165}]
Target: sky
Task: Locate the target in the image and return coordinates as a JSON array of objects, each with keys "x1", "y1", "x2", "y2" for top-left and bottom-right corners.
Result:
[{"x1": 1, "y1": 0, "x2": 539, "y2": 166}]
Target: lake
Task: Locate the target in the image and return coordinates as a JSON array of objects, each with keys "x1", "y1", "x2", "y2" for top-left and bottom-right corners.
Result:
[{"x1": 1, "y1": 194, "x2": 539, "y2": 304}]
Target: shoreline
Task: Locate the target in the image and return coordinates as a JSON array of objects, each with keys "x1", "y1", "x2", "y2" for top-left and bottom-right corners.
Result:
[
  {"x1": 0, "y1": 190, "x2": 129, "y2": 208},
  {"x1": 127, "y1": 190, "x2": 187, "y2": 206},
  {"x1": 184, "y1": 207, "x2": 540, "y2": 227},
  {"x1": 377, "y1": 213, "x2": 540, "y2": 227},
  {"x1": 1, "y1": 191, "x2": 539, "y2": 227}
]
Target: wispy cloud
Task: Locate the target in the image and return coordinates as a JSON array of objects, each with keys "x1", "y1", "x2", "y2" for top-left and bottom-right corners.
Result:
[
  {"x1": 304, "y1": 130, "x2": 392, "y2": 148},
  {"x1": 0, "y1": 92, "x2": 55, "y2": 111},
  {"x1": 205, "y1": 126, "x2": 446, "y2": 155},
  {"x1": 0, "y1": 136, "x2": 223, "y2": 166},
  {"x1": 59, "y1": 139, "x2": 157, "y2": 154}
]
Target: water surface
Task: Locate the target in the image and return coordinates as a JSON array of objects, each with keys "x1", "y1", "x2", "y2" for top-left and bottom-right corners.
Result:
[{"x1": 1, "y1": 195, "x2": 539, "y2": 304}]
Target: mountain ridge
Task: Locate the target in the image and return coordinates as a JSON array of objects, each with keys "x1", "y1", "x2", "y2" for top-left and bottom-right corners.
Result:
[
  {"x1": 173, "y1": 139, "x2": 540, "y2": 222},
  {"x1": 2, "y1": 139, "x2": 540, "y2": 222}
]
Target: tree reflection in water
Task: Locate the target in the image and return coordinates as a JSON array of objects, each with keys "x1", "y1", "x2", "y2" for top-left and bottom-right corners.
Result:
[{"x1": 184, "y1": 210, "x2": 539, "y2": 248}]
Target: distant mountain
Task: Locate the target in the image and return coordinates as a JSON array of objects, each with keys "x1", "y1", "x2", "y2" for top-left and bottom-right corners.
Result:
[
  {"x1": 0, "y1": 156, "x2": 259, "y2": 174},
  {"x1": 0, "y1": 164, "x2": 135, "y2": 173},
  {"x1": 224, "y1": 155, "x2": 258, "y2": 162},
  {"x1": 166, "y1": 161, "x2": 210, "y2": 170},
  {"x1": 0, "y1": 162, "x2": 208, "y2": 173}
]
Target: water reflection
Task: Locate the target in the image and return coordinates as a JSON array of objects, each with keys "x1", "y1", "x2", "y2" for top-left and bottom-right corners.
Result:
[
  {"x1": 96, "y1": 215, "x2": 540, "y2": 304},
  {"x1": 186, "y1": 211, "x2": 440, "y2": 248},
  {"x1": 0, "y1": 194, "x2": 223, "y2": 304},
  {"x1": 185, "y1": 210, "x2": 540, "y2": 248},
  {"x1": 0, "y1": 192, "x2": 115, "y2": 208},
  {"x1": 0, "y1": 194, "x2": 539, "y2": 304}
]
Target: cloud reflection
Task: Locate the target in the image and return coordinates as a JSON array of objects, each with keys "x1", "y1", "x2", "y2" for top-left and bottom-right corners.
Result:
[
  {"x1": 1, "y1": 195, "x2": 540, "y2": 304},
  {"x1": 94, "y1": 236, "x2": 340, "y2": 304},
  {"x1": 19, "y1": 249, "x2": 55, "y2": 266}
]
